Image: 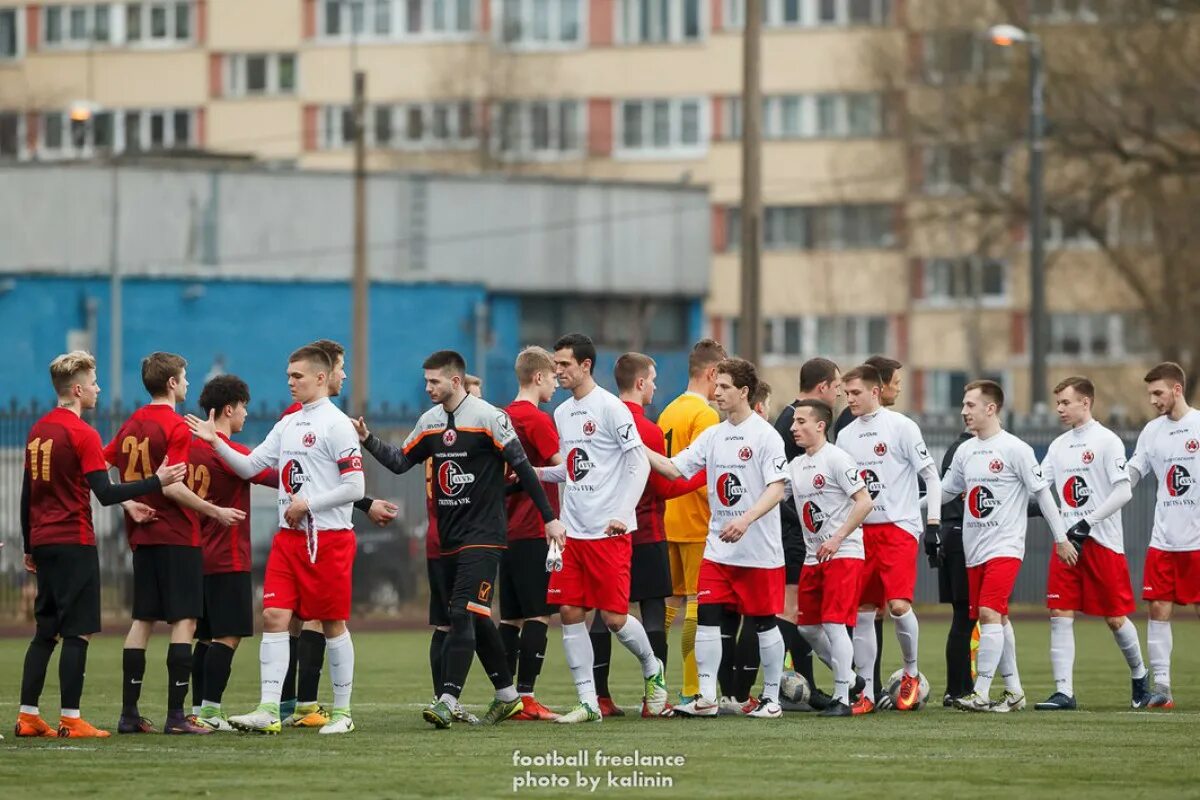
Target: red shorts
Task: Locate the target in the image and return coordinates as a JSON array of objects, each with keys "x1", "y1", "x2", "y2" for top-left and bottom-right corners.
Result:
[
  {"x1": 263, "y1": 529, "x2": 356, "y2": 621},
  {"x1": 547, "y1": 535, "x2": 631, "y2": 614},
  {"x1": 1142, "y1": 547, "x2": 1200, "y2": 605},
  {"x1": 858, "y1": 523, "x2": 918, "y2": 606},
  {"x1": 967, "y1": 557, "x2": 1022, "y2": 619},
  {"x1": 696, "y1": 559, "x2": 785, "y2": 617},
  {"x1": 796, "y1": 558, "x2": 863, "y2": 627},
  {"x1": 1046, "y1": 543, "x2": 1136, "y2": 617}
]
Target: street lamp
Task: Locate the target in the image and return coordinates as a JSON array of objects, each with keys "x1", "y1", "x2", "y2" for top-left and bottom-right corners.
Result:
[{"x1": 988, "y1": 23, "x2": 1047, "y2": 415}]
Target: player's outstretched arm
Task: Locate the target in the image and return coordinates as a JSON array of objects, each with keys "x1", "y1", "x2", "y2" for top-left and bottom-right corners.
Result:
[
  {"x1": 164, "y1": 482, "x2": 247, "y2": 527},
  {"x1": 720, "y1": 480, "x2": 786, "y2": 543},
  {"x1": 535, "y1": 462, "x2": 567, "y2": 483},
  {"x1": 645, "y1": 446, "x2": 683, "y2": 480},
  {"x1": 85, "y1": 458, "x2": 185, "y2": 506},
  {"x1": 186, "y1": 410, "x2": 274, "y2": 479},
  {"x1": 362, "y1": 432, "x2": 418, "y2": 475},
  {"x1": 502, "y1": 440, "x2": 563, "y2": 531},
  {"x1": 306, "y1": 469, "x2": 365, "y2": 512}
]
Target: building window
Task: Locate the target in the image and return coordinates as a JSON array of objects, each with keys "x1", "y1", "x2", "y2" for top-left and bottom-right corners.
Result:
[
  {"x1": 921, "y1": 145, "x2": 1009, "y2": 193},
  {"x1": 616, "y1": 0, "x2": 704, "y2": 45},
  {"x1": 325, "y1": 101, "x2": 477, "y2": 150},
  {"x1": 225, "y1": 53, "x2": 298, "y2": 97},
  {"x1": 921, "y1": 257, "x2": 1007, "y2": 305},
  {"x1": 119, "y1": 1, "x2": 193, "y2": 45},
  {"x1": 37, "y1": 107, "x2": 195, "y2": 158},
  {"x1": 1030, "y1": 0, "x2": 1114, "y2": 23},
  {"x1": 500, "y1": 0, "x2": 583, "y2": 47},
  {"x1": 495, "y1": 99, "x2": 582, "y2": 160},
  {"x1": 723, "y1": 92, "x2": 885, "y2": 141},
  {"x1": 725, "y1": 204, "x2": 895, "y2": 251},
  {"x1": 320, "y1": 0, "x2": 475, "y2": 40},
  {"x1": 0, "y1": 8, "x2": 21, "y2": 59},
  {"x1": 922, "y1": 30, "x2": 1009, "y2": 85},
  {"x1": 755, "y1": 315, "x2": 890, "y2": 361},
  {"x1": 723, "y1": 0, "x2": 890, "y2": 29},
  {"x1": 521, "y1": 295, "x2": 691, "y2": 350},
  {"x1": 616, "y1": 97, "x2": 707, "y2": 157},
  {"x1": 1049, "y1": 312, "x2": 1151, "y2": 361},
  {"x1": 926, "y1": 370, "x2": 1004, "y2": 412},
  {"x1": 1044, "y1": 212, "x2": 1099, "y2": 250},
  {"x1": 43, "y1": 3, "x2": 120, "y2": 46}
]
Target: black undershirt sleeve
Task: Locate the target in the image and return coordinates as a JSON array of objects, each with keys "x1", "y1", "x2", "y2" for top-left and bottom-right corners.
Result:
[
  {"x1": 354, "y1": 496, "x2": 375, "y2": 513},
  {"x1": 502, "y1": 440, "x2": 556, "y2": 525},
  {"x1": 20, "y1": 468, "x2": 31, "y2": 554},
  {"x1": 363, "y1": 434, "x2": 417, "y2": 475},
  {"x1": 85, "y1": 470, "x2": 163, "y2": 506}
]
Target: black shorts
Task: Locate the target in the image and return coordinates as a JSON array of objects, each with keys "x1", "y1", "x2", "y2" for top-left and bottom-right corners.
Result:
[
  {"x1": 938, "y1": 527, "x2": 969, "y2": 606},
  {"x1": 33, "y1": 545, "x2": 101, "y2": 639},
  {"x1": 132, "y1": 545, "x2": 204, "y2": 623},
  {"x1": 630, "y1": 540, "x2": 673, "y2": 602},
  {"x1": 782, "y1": 526, "x2": 806, "y2": 584},
  {"x1": 196, "y1": 571, "x2": 254, "y2": 640},
  {"x1": 443, "y1": 547, "x2": 501, "y2": 619},
  {"x1": 500, "y1": 538, "x2": 552, "y2": 620},
  {"x1": 427, "y1": 557, "x2": 450, "y2": 627}
]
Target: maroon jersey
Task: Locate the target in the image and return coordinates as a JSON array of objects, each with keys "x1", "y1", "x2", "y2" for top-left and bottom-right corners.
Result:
[
  {"x1": 504, "y1": 399, "x2": 561, "y2": 542},
  {"x1": 25, "y1": 407, "x2": 109, "y2": 547},
  {"x1": 189, "y1": 433, "x2": 276, "y2": 574},
  {"x1": 104, "y1": 403, "x2": 199, "y2": 548},
  {"x1": 625, "y1": 401, "x2": 706, "y2": 546}
]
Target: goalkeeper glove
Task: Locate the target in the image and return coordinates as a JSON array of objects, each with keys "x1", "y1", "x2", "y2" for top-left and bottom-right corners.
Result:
[
  {"x1": 1065, "y1": 519, "x2": 1091, "y2": 549},
  {"x1": 924, "y1": 521, "x2": 943, "y2": 568}
]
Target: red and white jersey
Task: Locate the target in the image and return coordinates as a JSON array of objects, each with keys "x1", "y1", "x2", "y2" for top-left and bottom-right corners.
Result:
[
  {"x1": 838, "y1": 407, "x2": 934, "y2": 538},
  {"x1": 943, "y1": 430, "x2": 1049, "y2": 567},
  {"x1": 672, "y1": 412, "x2": 788, "y2": 569},
  {"x1": 786, "y1": 443, "x2": 867, "y2": 565},
  {"x1": 243, "y1": 397, "x2": 363, "y2": 532},
  {"x1": 1042, "y1": 420, "x2": 1129, "y2": 554},
  {"x1": 1127, "y1": 408, "x2": 1200, "y2": 552},
  {"x1": 553, "y1": 385, "x2": 644, "y2": 540}
]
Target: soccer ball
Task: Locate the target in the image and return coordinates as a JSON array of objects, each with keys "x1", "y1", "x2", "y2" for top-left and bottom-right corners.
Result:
[
  {"x1": 780, "y1": 670, "x2": 811, "y2": 705},
  {"x1": 884, "y1": 669, "x2": 930, "y2": 710}
]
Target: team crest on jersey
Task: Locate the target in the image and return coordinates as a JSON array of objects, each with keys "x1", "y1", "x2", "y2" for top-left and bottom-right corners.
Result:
[
  {"x1": 715, "y1": 473, "x2": 746, "y2": 507},
  {"x1": 437, "y1": 460, "x2": 475, "y2": 497},
  {"x1": 812, "y1": 474, "x2": 826, "y2": 490},
  {"x1": 860, "y1": 468, "x2": 883, "y2": 499},
  {"x1": 1166, "y1": 464, "x2": 1193, "y2": 497},
  {"x1": 281, "y1": 460, "x2": 307, "y2": 495},
  {"x1": 1062, "y1": 475, "x2": 1091, "y2": 508},
  {"x1": 874, "y1": 442, "x2": 888, "y2": 457},
  {"x1": 1081, "y1": 450, "x2": 1095, "y2": 465},
  {"x1": 1187, "y1": 439, "x2": 1200, "y2": 454},
  {"x1": 738, "y1": 446, "x2": 753, "y2": 461},
  {"x1": 582, "y1": 420, "x2": 597, "y2": 437},
  {"x1": 967, "y1": 485, "x2": 1000, "y2": 518},
  {"x1": 802, "y1": 501, "x2": 826, "y2": 533},
  {"x1": 302, "y1": 432, "x2": 317, "y2": 447},
  {"x1": 989, "y1": 459, "x2": 1005, "y2": 473},
  {"x1": 442, "y1": 429, "x2": 458, "y2": 446},
  {"x1": 566, "y1": 448, "x2": 595, "y2": 481}
]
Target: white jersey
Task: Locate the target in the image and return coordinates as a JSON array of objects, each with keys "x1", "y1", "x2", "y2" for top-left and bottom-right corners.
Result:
[
  {"x1": 553, "y1": 384, "x2": 644, "y2": 540},
  {"x1": 943, "y1": 430, "x2": 1049, "y2": 567},
  {"x1": 1127, "y1": 408, "x2": 1200, "y2": 552},
  {"x1": 245, "y1": 397, "x2": 363, "y2": 532},
  {"x1": 1042, "y1": 420, "x2": 1129, "y2": 554},
  {"x1": 785, "y1": 443, "x2": 868, "y2": 565},
  {"x1": 838, "y1": 407, "x2": 935, "y2": 537},
  {"x1": 672, "y1": 412, "x2": 788, "y2": 569}
]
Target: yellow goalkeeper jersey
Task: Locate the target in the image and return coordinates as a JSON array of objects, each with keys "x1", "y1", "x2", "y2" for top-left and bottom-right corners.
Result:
[{"x1": 657, "y1": 391, "x2": 719, "y2": 543}]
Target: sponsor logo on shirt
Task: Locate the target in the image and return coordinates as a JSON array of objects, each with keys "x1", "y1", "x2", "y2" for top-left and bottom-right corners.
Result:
[
  {"x1": 738, "y1": 446, "x2": 753, "y2": 461},
  {"x1": 989, "y1": 459, "x2": 1005, "y2": 474},
  {"x1": 1062, "y1": 475, "x2": 1091, "y2": 508},
  {"x1": 1166, "y1": 464, "x2": 1193, "y2": 497},
  {"x1": 802, "y1": 501, "x2": 826, "y2": 533},
  {"x1": 582, "y1": 420, "x2": 597, "y2": 437},
  {"x1": 302, "y1": 432, "x2": 317, "y2": 448},
  {"x1": 566, "y1": 448, "x2": 595, "y2": 481},
  {"x1": 1082, "y1": 450, "x2": 1094, "y2": 465},
  {"x1": 715, "y1": 472, "x2": 746, "y2": 507},
  {"x1": 860, "y1": 468, "x2": 883, "y2": 499},
  {"x1": 967, "y1": 485, "x2": 1000, "y2": 518},
  {"x1": 281, "y1": 459, "x2": 307, "y2": 495},
  {"x1": 443, "y1": 429, "x2": 458, "y2": 446},
  {"x1": 874, "y1": 442, "x2": 888, "y2": 457},
  {"x1": 437, "y1": 460, "x2": 475, "y2": 497}
]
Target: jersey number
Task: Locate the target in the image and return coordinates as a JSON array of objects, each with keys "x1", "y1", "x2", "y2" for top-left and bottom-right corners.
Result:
[
  {"x1": 664, "y1": 429, "x2": 675, "y2": 458},
  {"x1": 27, "y1": 438, "x2": 53, "y2": 481},
  {"x1": 187, "y1": 464, "x2": 210, "y2": 500},
  {"x1": 121, "y1": 436, "x2": 153, "y2": 481}
]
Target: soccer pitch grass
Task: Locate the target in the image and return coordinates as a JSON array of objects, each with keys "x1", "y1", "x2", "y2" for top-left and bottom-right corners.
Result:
[{"x1": 1, "y1": 616, "x2": 1197, "y2": 800}]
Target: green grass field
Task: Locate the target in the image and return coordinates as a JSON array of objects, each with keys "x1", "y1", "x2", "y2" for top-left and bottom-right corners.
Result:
[{"x1": 1, "y1": 614, "x2": 1197, "y2": 799}]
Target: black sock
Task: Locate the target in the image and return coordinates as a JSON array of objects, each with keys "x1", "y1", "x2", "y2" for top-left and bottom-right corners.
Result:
[
  {"x1": 873, "y1": 617, "x2": 884, "y2": 700},
  {"x1": 947, "y1": 603, "x2": 974, "y2": 697},
  {"x1": 297, "y1": 629, "x2": 326, "y2": 704},
  {"x1": 59, "y1": 637, "x2": 88, "y2": 712},
  {"x1": 203, "y1": 642, "x2": 236, "y2": 705},
  {"x1": 474, "y1": 616, "x2": 515, "y2": 691},
  {"x1": 121, "y1": 647, "x2": 146, "y2": 718},
  {"x1": 20, "y1": 636, "x2": 57, "y2": 708},
  {"x1": 639, "y1": 598, "x2": 668, "y2": 664},
  {"x1": 499, "y1": 622, "x2": 521, "y2": 679},
  {"x1": 167, "y1": 643, "x2": 192, "y2": 713},
  {"x1": 734, "y1": 622, "x2": 760, "y2": 702},
  {"x1": 717, "y1": 610, "x2": 740, "y2": 698},
  {"x1": 191, "y1": 642, "x2": 209, "y2": 709},
  {"x1": 430, "y1": 628, "x2": 448, "y2": 697},
  {"x1": 440, "y1": 613, "x2": 476, "y2": 699},
  {"x1": 517, "y1": 620, "x2": 548, "y2": 695},
  {"x1": 281, "y1": 635, "x2": 299, "y2": 704},
  {"x1": 590, "y1": 614, "x2": 613, "y2": 698}
]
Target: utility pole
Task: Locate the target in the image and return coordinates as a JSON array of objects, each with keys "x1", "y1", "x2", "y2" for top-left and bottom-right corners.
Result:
[
  {"x1": 351, "y1": 69, "x2": 369, "y2": 416},
  {"x1": 1027, "y1": 39, "x2": 1047, "y2": 414},
  {"x1": 739, "y1": 0, "x2": 763, "y2": 364}
]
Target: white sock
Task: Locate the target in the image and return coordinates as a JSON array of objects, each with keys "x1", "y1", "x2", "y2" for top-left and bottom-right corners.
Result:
[
  {"x1": 798, "y1": 624, "x2": 833, "y2": 670},
  {"x1": 999, "y1": 621, "x2": 1022, "y2": 694},
  {"x1": 201, "y1": 700, "x2": 220, "y2": 710},
  {"x1": 1112, "y1": 619, "x2": 1147, "y2": 680},
  {"x1": 191, "y1": 705, "x2": 201, "y2": 716},
  {"x1": 326, "y1": 631, "x2": 355, "y2": 711},
  {"x1": 437, "y1": 692, "x2": 462, "y2": 711},
  {"x1": 495, "y1": 684, "x2": 518, "y2": 702},
  {"x1": 973, "y1": 623, "x2": 1003, "y2": 698},
  {"x1": 757, "y1": 626, "x2": 785, "y2": 703},
  {"x1": 60, "y1": 708, "x2": 80, "y2": 719},
  {"x1": 892, "y1": 608, "x2": 920, "y2": 677},
  {"x1": 614, "y1": 615, "x2": 659, "y2": 678},
  {"x1": 853, "y1": 611, "x2": 878, "y2": 701},
  {"x1": 1048, "y1": 616, "x2": 1074, "y2": 696},
  {"x1": 259, "y1": 631, "x2": 290, "y2": 708},
  {"x1": 1147, "y1": 619, "x2": 1172, "y2": 688},
  {"x1": 823, "y1": 622, "x2": 855, "y2": 705},
  {"x1": 561, "y1": 622, "x2": 598, "y2": 707},
  {"x1": 20, "y1": 705, "x2": 39, "y2": 715},
  {"x1": 695, "y1": 625, "x2": 723, "y2": 703}
]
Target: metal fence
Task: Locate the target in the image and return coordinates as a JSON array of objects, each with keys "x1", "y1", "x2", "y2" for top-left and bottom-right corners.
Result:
[{"x1": 0, "y1": 404, "x2": 1158, "y2": 623}]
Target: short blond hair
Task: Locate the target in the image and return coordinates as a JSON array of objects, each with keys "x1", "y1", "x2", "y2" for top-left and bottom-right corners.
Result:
[
  {"x1": 50, "y1": 351, "x2": 97, "y2": 397},
  {"x1": 515, "y1": 346, "x2": 554, "y2": 386}
]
